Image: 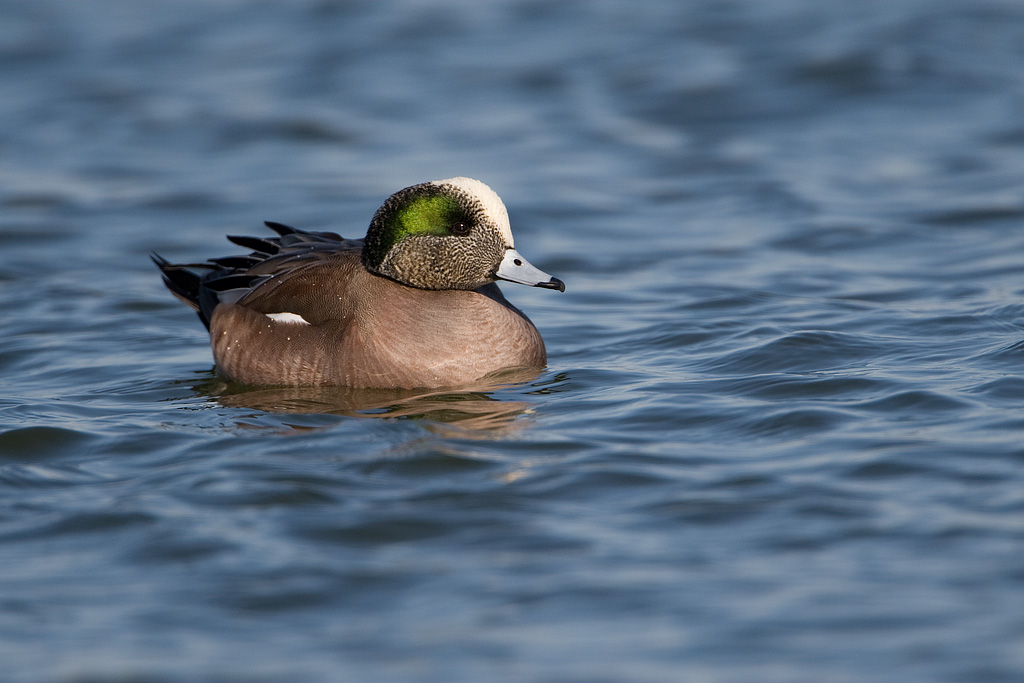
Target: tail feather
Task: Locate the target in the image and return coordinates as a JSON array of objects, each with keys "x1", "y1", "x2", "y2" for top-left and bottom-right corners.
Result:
[{"x1": 151, "y1": 253, "x2": 209, "y2": 328}]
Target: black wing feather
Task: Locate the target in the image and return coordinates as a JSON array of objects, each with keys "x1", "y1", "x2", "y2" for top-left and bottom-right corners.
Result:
[{"x1": 226, "y1": 234, "x2": 280, "y2": 254}]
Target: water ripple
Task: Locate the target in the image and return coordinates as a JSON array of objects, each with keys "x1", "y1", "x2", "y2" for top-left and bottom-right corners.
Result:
[
  {"x1": 1, "y1": 1, "x2": 1023, "y2": 681},
  {"x1": 706, "y1": 330, "x2": 885, "y2": 373}
]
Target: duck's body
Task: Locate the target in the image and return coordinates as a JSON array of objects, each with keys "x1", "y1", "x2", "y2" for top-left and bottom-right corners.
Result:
[
  {"x1": 154, "y1": 177, "x2": 563, "y2": 389},
  {"x1": 206, "y1": 242, "x2": 546, "y2": 387}
]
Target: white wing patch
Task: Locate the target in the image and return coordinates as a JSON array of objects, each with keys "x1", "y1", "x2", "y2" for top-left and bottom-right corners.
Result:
[{"x1": 266, "y1": 312, "x2": 310, "y2": 325}]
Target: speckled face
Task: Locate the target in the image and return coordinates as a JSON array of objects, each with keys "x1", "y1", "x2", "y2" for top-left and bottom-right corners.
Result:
[{"x1": 362, "y1": 178, "x2": 512, "y2": 291}]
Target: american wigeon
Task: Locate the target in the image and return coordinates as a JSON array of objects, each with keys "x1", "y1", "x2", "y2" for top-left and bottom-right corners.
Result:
[{"x1": 154, "y1": 177, "x2": 564, "y2": 388}]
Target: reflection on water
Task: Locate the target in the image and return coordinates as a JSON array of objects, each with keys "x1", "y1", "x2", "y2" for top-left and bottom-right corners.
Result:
[{"x1": 196, "y1": 368, "x2": 545, "y2": 436}]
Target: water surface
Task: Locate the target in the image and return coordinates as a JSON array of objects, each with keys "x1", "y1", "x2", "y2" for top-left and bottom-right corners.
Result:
[{"x1": 1, "y1": 1, "x2": 1023, "y2": 681}]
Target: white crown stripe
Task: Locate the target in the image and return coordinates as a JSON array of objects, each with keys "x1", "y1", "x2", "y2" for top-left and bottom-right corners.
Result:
[{"x1": 431, "y1": 177, "x2": 514, "y2": 247}]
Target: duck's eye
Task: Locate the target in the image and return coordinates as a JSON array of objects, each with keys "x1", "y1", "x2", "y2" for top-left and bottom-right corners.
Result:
[{"x1": 450, "y1": 222, "x2": 471, "y2": 236}]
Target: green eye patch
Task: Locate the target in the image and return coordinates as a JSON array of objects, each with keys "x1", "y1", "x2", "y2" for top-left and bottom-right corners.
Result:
[{"x1": 392, "y1": 195, "x2": 462, "y2": 238}]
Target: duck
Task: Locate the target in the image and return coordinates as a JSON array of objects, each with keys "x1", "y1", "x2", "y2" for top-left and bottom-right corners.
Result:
[{"x1": 153, "y1": 177, "x2": 564, "y2": 388}]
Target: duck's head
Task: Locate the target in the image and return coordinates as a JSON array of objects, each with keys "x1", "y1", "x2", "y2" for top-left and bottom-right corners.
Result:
[{"x1": 362, "y1": 177, "x2": 565, "y2": 293}]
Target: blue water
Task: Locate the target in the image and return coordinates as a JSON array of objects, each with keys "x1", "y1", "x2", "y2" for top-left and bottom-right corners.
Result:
[{"x1": 2, "y1": 1, "x2": 1023, "y2": 681}]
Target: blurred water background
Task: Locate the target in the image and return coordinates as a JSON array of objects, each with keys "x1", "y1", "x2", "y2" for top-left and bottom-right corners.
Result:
[{"x1": 1, "y1": 0, "x2": 1023, "y2": 681}]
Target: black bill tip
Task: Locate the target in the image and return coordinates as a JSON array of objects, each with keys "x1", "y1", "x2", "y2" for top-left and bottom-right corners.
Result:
[{"x1": 536, "y1": 277, "x2": 566, "y2": 292}]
